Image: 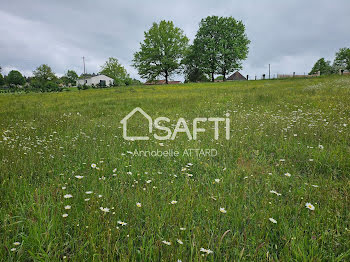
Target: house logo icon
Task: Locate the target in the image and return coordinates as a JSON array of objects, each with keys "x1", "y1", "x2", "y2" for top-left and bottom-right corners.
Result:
[
  {"x1": 121, "y1": 107, "x2": 231, "y2": 141},
  {"x1": 120, "y1": 107, "x2": 152, "y2": 140}
]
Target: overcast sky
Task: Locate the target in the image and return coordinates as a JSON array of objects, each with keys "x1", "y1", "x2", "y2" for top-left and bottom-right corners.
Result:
[{"x1": 1, "y1": 0, "x2": 349, "y2": 80}]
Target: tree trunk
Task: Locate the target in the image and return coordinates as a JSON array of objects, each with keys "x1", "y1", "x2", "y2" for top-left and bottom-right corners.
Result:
[
  {"x1": 165, "y1": 71, "x2": 169, "y2": 84},
  {"x1": 211, "y1": 72, "x2": 214, "y2": 82},
  {"x1": 223, "y1": 72, "x2": 226, "y2": 81}
]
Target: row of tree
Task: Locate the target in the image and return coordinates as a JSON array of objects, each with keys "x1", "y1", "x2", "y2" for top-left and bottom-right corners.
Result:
[
  {"x1": 309, "y1": 48, "x2": 350, "y2": 75},
  {"x1": 133, "y1": 16, "x2": 250, "y2": 83},
  {"x1": 3, "y1": 15, "x2": 347, "y2": 91},
  {"x1": 0, "y1": 64, "x2": 65, "y2": 92},
  {"x1": 1, "y1": 15, "x2": 249, "y2": 91},
  {"x1": 0, "y1": 58, "x2": 141, "y2": 92}
]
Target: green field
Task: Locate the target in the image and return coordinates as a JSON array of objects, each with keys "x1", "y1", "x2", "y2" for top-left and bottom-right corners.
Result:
[{"x1": 1, "y1": 76, "x2": 350, "y2": 261}]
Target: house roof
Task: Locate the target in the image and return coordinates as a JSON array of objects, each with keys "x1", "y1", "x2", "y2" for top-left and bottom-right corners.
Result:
[{"x1": 227, "y1": 72, "x2": 247, "y2": 81}]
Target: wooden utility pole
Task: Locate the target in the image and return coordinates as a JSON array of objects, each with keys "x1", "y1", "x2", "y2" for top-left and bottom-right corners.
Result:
[{"x1": 269, "y1": 64, "x2": 271, "y2": 79}]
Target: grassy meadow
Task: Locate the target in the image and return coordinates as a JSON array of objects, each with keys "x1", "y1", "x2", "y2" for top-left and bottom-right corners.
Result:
[{"x1": 1, "y1": 76, "x2": 350, "y2": 261}]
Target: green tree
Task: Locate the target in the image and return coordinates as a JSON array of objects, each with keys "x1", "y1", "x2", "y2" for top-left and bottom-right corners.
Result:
[
  {"x1": 59, "y1": 76, "x2": 69, "y2": 86},
  {"x1": 309, "y1": 58, "x2": 333, "y2": 75},
  {"x1": 217, "y1": 17, "x2": 250, "y2": 81},
  {"x1": 192, "y1": 16, "x2": 221, "y2": 82},
  {"x1": 7, "y1": 70, "x2": 25, "y2": 85},
  {"x1": 183, "y1": 45, "x2": 209, "y2": 83},
  {"x1": 65, "y1": 70, "x2": 78, "y2": 85},
  {"x1": 100, "y1": 58, "x2": 130, "y2": 86},
  {"x1": 32, "y1": 64, "x2": 59, "y2": 92},
  {"x1": 0, "y1": 73, "x2": 4, "y2": 86},
  {"x1": 133, "y1": 20, "x2": 189, "y2": 84},
  {"x1": 193, "y1": 16, "x2": 250, "y2": 82},
  {"x1": 334, "y1": 47, "x2": 350, "y2": 71},
  {"x1": 33, "y1": 64, "x2": 57, "y2": 82}
]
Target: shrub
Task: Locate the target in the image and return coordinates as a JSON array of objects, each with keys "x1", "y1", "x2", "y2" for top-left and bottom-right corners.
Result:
[{"x1": 7, "y1": 70, "x2": 25, "y2": 85}]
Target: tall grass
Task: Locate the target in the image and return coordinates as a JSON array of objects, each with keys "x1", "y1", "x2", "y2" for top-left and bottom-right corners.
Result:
[{"x1": 1, "y1": 76, "x2": 350, "y2": 261}]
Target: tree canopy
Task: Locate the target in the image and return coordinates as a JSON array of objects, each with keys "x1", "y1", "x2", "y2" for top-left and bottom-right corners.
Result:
[
  {"x1": 309, "y1": 58, "x2": 333, "y2": 75},
  {"x1": 334, "y1": 47, "x2": 350, "y2": 71},
  {"x1": 31, "y1": 64, "x2": 61, "y2": 92},
  {"x1": 7, "y1": 70, "x2": 25, "y2": 85},
  {"x1": 192, "y1": 16, "x2": 250, "y2": 82},
  {"x1": 183, "y1": 45, "x2": 209, "y2": 83},
  {"x1": 33, "y1": 64, "x2": 57, "y2": 82},
  {"x1": 66, "y1": 70, "x2": 78, "y2": 85},
  {"x1": 133, "y1": 20, "x2": 189, "y2": 84},
  {"x1": 60, "y1": 70, "x2": 78, "y2": 86},
  {"x1": 217, "y1": 17, "x2": 250, "y2": 80},
  {"x1": 100, "y1": 57, "x2": 130, "y2": 86}
]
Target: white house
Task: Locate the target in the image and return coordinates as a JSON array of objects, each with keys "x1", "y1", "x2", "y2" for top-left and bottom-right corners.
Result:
[{"x1": 76, "y1": 74, "x2": 114, "y2": 87}]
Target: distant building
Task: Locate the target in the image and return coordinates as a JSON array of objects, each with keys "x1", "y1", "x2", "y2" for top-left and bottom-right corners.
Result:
[
  {"x1": 145, "y1": 80, "x2": 182, "y2": 85},
  {"x1": 76, "y1": 74, "x2": 114, "y2": 86},
  {"x1": 227, "y1": 72, "x2": 247, "y2": 81}
]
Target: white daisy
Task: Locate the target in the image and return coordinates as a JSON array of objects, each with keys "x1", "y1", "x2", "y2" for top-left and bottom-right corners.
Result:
[
  {"x1": 269, "y1": 218, "x2": 277, "y2": 224},
  {"x1": 100, "y1": 207, "x2": 110, "y2": 213},
  {"x1": 63, "y1": 194, "x2": 73, "y2": 199},
  {"x1": 177, "y1": 239, "x2": 183, "y2": 245},
  {"x1": 62, "y1": 213, "x2": 68, "y2": 218},
  {"x1": 64, "y1": 205, "x2": 71, "y2": 210},
  {"x1": 171, "y1": 200, "x2": 177, "y2": 205},
  {"x1": 200, "y1": 248, "x2": 213, "y2": 254},
  {"x1": 284, "y1": 172, "x2": 291, "y2": 177},
  {"x1": 305, "y1": 202, "x2": 315, "y2": 210},
  {"x1": 13, "y1": 242, "x2": 20, "y2": 246},
  {"x1": 117, "y1": 221, "x2": 127, "y2": 226},
  {"x1": 91, "y1": 163, "x2": 97, "y2": 168},
  {"x1": 136, "y1": 202, "x2": 142, "y2": 208},
  {"x1": 85, "y1": 191, "x2": 93, "y2": 194},
  {"x1": 162, "y1": 240, "x2": 171, "y2": 246},
  {"x1": 220, "y1": 207, "x2": 227, "y2": 213},
  {"x1": 75, "y1": 175, "x2": 84, "y2": 179}
]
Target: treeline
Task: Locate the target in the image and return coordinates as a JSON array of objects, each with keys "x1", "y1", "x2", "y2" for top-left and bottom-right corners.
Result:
[
  {"x1": 0, "y1": 58, "x2": 141, "y2": 93},
  {"x1": 309, "y1": 48, "x2": 350, "y2": 75},
  {"x1": 2, "y1": 15, "x2": 349, "y2": 93},
  {"x1": 0, "y1": 15, "x2": 250, "y2": 92},
  {"x1": 0, "y1": 64, "x2": 64, "y2": 93}
]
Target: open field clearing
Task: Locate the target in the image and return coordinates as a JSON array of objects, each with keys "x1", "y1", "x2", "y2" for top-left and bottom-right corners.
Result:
[{"x1": 1, "y1": 76, "x2": 350, "y2": 261}]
